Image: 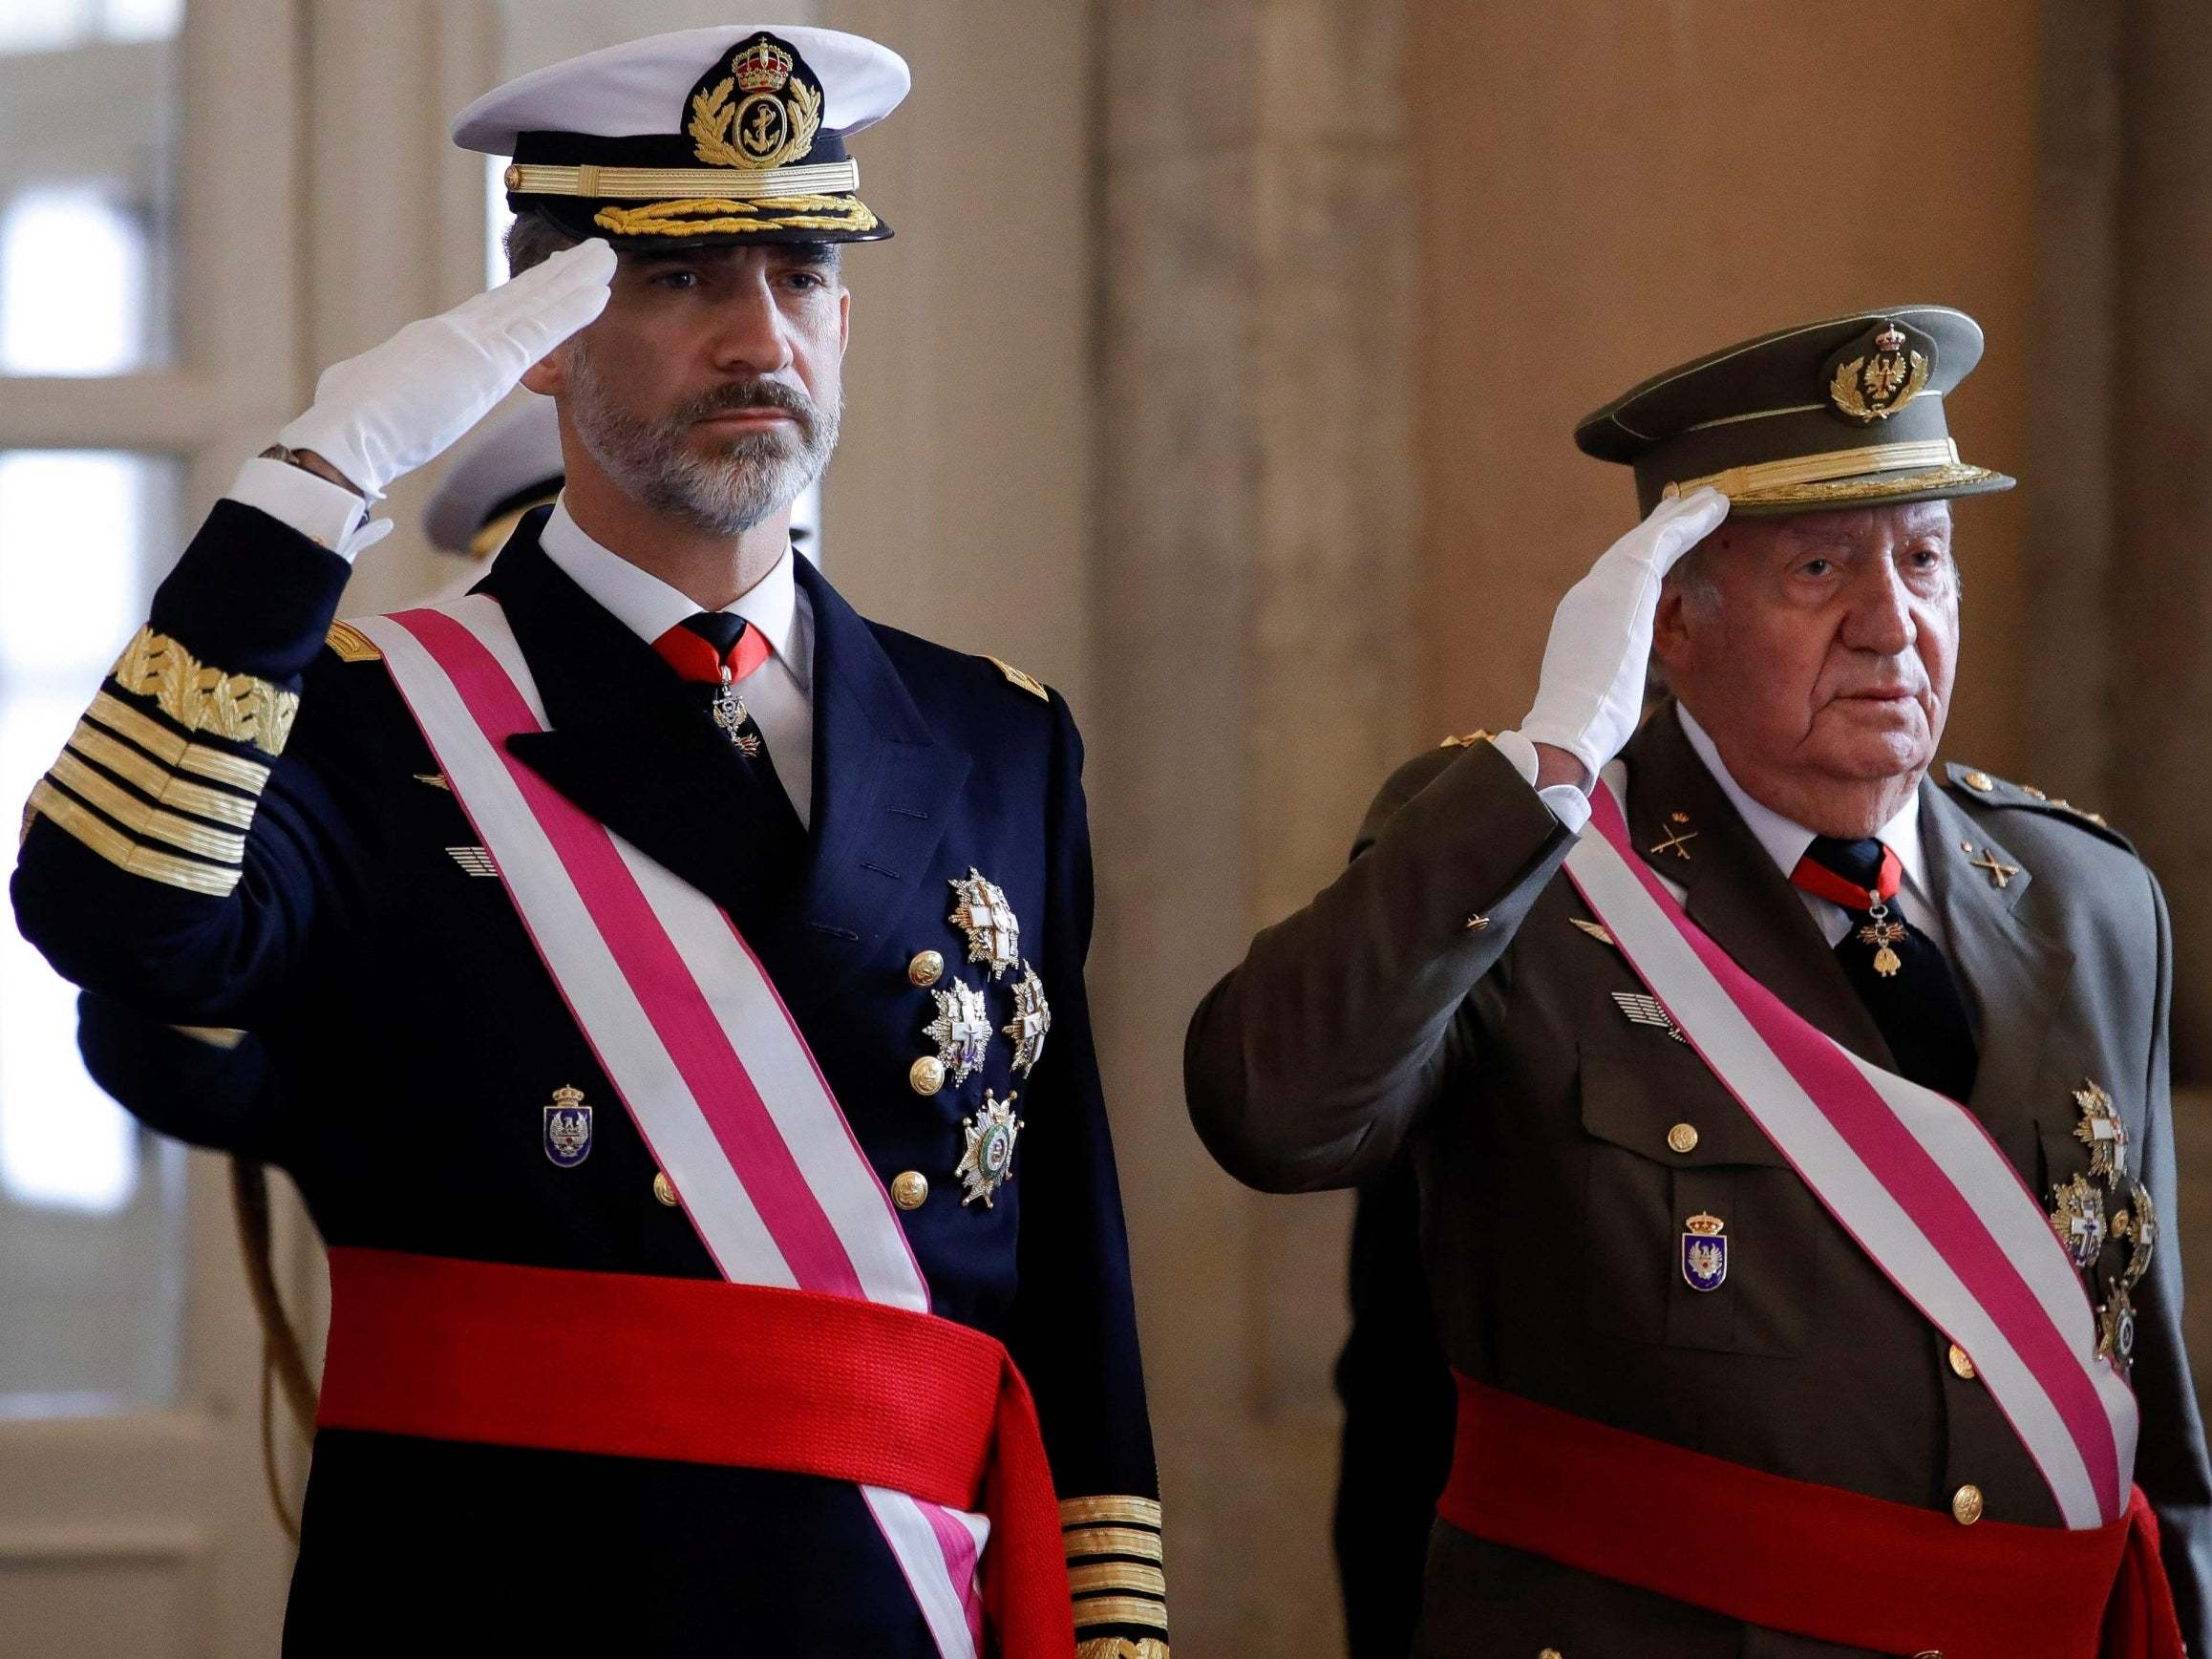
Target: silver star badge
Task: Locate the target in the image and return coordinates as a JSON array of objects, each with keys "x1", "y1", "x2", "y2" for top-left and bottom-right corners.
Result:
[
  {"x1": 924, "y1": 979, "x2": 992, "y2": 1085},
  {"x1": 1002, "y1": 962, "x2": 1051, "y2": 1076},
  {"x1": 955, "y1": 1090, "x2": 1023, "y2": 1208},
  {"x1": 947, "y1": 868, "x2": 1020, "y2": 980}
]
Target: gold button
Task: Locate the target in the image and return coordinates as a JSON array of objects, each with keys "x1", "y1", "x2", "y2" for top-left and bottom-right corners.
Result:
[
  {"x1": 1947, "y1": 1343, "x2": 1977, "y2": 1380},
  {"x1": 1539, "y1": 1649, "x2": 1564, "y2": 1659},
  {"x1": 502, "y1": 163, "x2": 522, "y2": 191},
  {"x1": 909, "y1": 1055, "x2": 946, "y2": 1095},
  {"x1": 1963, "y1": 771, "x2": 1994, "y2": 792},
  {"x1": 1465, "y1": 913, "x2": 1490, "y2": 931},
  {"x1": 2024, "y1": 785, "x2": 2048, "y2": 800},
  {"x1": 892, "y1": 1171, "x2": 929, "y2": 1210},
  {"x1": 1950, "y1": 1484, "x2": 1984, "y2": 1525},
  {"x1": 907, "y1": 949, "x2": 946, "y2": 988},
  {"x1": 652, "y1": 1171, "x2": 679, "y2": 1207},
  {"x1": 1667, "y1": 1122, "x2": 1699, "y2": 1156}
]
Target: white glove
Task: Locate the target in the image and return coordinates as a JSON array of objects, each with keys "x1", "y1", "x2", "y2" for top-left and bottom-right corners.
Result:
[
  {"x1": 276, "y1": 239, "x2": 615, "y2": 500},
  {"x1": 1508, "y1": 487, "x2": 1730, "y2": 784}
]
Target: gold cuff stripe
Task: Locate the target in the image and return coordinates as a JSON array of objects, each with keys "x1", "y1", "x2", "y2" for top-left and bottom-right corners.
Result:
[
  {"x1": 1069, "y1": 1562, "x2": 1166, "y2": 1598},
  {"x1": 66, "y1": 723, "x2": 257, "y2": 829},
  {"x1": 28, "y1": 780, "x2": 242, "y2": 897},
  {"x1": 47, "y1": 754, "x2": 247, "y2": 863},
  {"x1": 1070, "y1": 1595, "x2": 1169, "y2": 1633},
  {"x1": 1063, "y1": 1525, "x2": 1164, "y2": 1563},
  {"x1": 1661, "y1": 437, "x2": 1961, "y2": 502},
  {"x1": 507, "y1": 159, "x2": 860, "y2": 201},
  {"x1": 110, "y1": 625, "x2": 299, "y2": 756},
  {"x1": 1076, "y1": 1640, "x2": 1169, "y2": 1659},
  {"x1": 1059, "y1": 1496, "x2": 1162, "y2": 1530},
  {"x1": 88, "y1": 692, "x2": 274, "y2": 795},
  {"x1": 592, "y1": 196, "x2": 880, "y2": 239},
  {"x1": 325, "y1": 621, "x2": 382, "y2": 663}
]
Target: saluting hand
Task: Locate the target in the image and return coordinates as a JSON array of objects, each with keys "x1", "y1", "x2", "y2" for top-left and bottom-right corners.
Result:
[
  {"x1": 1514, "y1": 487, "x2": 1730, "y2": 788},
  {"x1": 274, "y1": 239, "x2": 616, "y2": 500}
]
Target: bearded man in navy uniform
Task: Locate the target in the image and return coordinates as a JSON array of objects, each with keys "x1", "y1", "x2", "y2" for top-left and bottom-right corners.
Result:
[{"x1": 14, "y1": 27, "x2": 1165, "y2": 1658}]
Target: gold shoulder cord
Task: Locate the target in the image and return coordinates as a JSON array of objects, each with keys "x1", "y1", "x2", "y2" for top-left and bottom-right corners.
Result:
[{"x1": 229, "y1": 1158, "x2": 317, "y2": 1543}]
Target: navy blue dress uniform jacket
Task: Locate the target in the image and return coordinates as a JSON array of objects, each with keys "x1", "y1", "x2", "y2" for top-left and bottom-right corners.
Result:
[{"x1": 14, "y1": 499, "x2": 1167, "y2": 1657}]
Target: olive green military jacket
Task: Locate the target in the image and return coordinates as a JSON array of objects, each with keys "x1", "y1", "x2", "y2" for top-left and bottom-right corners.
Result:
[{"x1": 1184, "y1": 703, "x2": 2212, "y2": 1657}]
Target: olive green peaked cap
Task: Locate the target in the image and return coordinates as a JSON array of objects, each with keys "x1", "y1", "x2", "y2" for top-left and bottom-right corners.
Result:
[{"x1": 1575, "y1": 306, "x2": 2015, "y2": 518}]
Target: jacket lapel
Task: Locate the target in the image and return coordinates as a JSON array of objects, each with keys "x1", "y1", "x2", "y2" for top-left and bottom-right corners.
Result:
[
  {"x1": 790, "y1": 558, "x2": 971, "y2": 1004},
  {"x1": 472, "y1": 518, "x2": 803, "y2": 929},
  {"x1": 1620, "y1": 702, "x2": 1895, "y2": 1067},
  {"x1": 1918, "y1": 779, "x2": 2071, "y2": 1129}
]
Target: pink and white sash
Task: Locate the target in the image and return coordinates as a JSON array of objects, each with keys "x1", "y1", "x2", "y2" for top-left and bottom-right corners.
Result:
[
  {"x1": 1564, "y1": 781, "x2": 2138, "y2": 1530},
  {"x1": 354, "y1": 598, "x2": 989, "y2": 1657}
]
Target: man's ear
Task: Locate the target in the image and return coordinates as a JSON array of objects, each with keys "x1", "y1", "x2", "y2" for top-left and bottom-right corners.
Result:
[
  {"x1": 521, "y1": 342, "x2": 570, "y2": 397},
  {"x1": 1651, "y1": 580, "x2": 1694, "y2": 680},
  {"x1": 837, "y1": 287, "x2": 851, "y2": 360}
]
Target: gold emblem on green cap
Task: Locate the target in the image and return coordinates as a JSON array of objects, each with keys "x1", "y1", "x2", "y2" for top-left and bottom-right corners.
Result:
[{"x1": 1827, "y1": 320, "x2": 1931, "y2": 424}]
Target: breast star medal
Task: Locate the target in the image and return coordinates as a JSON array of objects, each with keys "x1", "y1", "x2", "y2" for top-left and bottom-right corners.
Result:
[
  {"x1": 2099, "y1": 1285, "x2": 2138, "y2": 1367},
  {"x1": 2048, "y1": 1172, "x2": 2106, "y2": 1270},
  {"x1": 2072, "y1": 1079, "x2": 2127, "y2": 1180},
  {"x1": 710, "y1": 670, "x2": 762, "y2": 758},
  {"x1": 1681, "y1": 1213, "x2": 1729, "y2": 1292},
  {"x1": 948, "y1": 868, "x2": 1020, "y2": 980},
  {"x1": 542, "y1": 1084, "x2": 594, "y2": 1168},
  {"x1": 1002, "y1": 962, "x2": 1052, "y2": 1075},
  {"x1": 955, "y1": 1089, "x2": 1023, "y2": 1207},
  {"x1": 2116, "y1": 1180, "x2": 2157, "y2": 1291},
  {"x1": 924, "y1": 979, "x2": 992, "y2": 1085},
  {"x1": 1856, "y1": 902, "x2": 1906, "y2": 978}
]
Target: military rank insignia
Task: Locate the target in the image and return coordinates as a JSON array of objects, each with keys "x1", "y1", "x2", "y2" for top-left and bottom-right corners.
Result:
[
  {"x1": 925, "y1": 979, "x2": 993, "y2": 1085},
  {"x1": 956, "y1": 1090, "x2": 1023, "y2": 1208},
  {"x1": 543, "y1": 1085, "x2": 594, "y2": 1168},
  {"x1": 1002, "y1": 963, "x2": 1052, "y2": 1076},
  {"x1": 1681, "y1": 1212, "x2": 1728, "y2": 1292},
  {"x1": 948, "y1": 868, "x2": 1020, "y2": 980}
]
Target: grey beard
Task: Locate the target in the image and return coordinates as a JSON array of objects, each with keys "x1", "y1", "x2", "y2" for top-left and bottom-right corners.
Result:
[{"x1": 564, "y1": 345, "x2": 840, "y2": 535}]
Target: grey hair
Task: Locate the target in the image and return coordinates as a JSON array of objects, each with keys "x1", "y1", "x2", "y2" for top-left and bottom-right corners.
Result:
[{"x1": 505, "y1": 210, "x2": 580, "y2": 278}]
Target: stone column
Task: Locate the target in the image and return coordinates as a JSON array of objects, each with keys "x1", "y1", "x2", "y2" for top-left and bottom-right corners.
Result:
[
  {"x1": 1094, "y1": 2, "x2": 1417, "y2": 1650},
  {"x1": 2030, "y1": 0, "x2": 2212, "y2": 1077}
]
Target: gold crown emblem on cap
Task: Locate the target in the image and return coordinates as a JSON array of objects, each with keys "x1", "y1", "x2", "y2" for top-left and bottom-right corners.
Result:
[
  {"x1": 731, "y1": 37, "x2": 794, "y2": 92},
  {"x1": 1829, "y1": 318, "x2": 1930, "y2": 425}
]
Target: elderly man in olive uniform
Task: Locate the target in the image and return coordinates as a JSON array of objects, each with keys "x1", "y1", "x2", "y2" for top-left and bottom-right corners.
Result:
[{"x1": 1187, "y1": 308, "x2": 2212, "y2": 1655}]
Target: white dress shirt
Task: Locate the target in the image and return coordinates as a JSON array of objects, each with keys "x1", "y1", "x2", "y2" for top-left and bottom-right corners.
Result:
[
  {"x1": 1673, "y1": 704, "x2": 1944, "y2": 954},
  {"x1": 538, "y1": 500, "x2": 816, "y2": 827}
]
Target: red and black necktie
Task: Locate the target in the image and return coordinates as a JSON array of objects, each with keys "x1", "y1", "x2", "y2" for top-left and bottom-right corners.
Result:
[
  {"x1": 1789, "y1": 835, "x2": 1979, "y2": 1103},
  {"x1": 653, "y1": 611, "x2": 775, "y2": 767}
]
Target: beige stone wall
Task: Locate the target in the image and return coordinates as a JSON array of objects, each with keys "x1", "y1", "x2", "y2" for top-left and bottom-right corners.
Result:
[{"x1": 1406, "y1": 1, "x2": 2042, "y2": 776}]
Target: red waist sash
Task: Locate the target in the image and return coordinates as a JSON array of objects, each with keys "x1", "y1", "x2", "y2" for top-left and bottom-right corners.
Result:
[
  {"x1": 316, "y1": 1247, "x2": 1074, "y2": 1658},
  {"x1": 1440, "y1": 1372, "x2": 2181, "y2": 1658}
]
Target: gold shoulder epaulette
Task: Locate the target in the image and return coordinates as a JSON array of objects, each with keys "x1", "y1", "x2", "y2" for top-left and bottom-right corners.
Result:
[
  {"x1": 1438, "y1": 729, "x2": 1494, "y2": 749},
  {"x1": 325, "y1": 621, "x2": 381, "y2": 663},
  {"x1": 1947, "y1": 762, "x2": 2125, "y2": 841},
  {"x1": 987, "y1": 655, "x2": 1049, "y2": 701}
]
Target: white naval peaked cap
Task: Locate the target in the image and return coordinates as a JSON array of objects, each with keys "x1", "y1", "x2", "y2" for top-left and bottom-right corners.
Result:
[
  {"x1": 451, "y1": 26, "x2": 910, "y2": 152},
  {"x1": 452, "y1": 27, "x2": 909, "y2": 248},
  {"x1": 421, "y1": 395, "x2": 564, "y2": 558}
]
